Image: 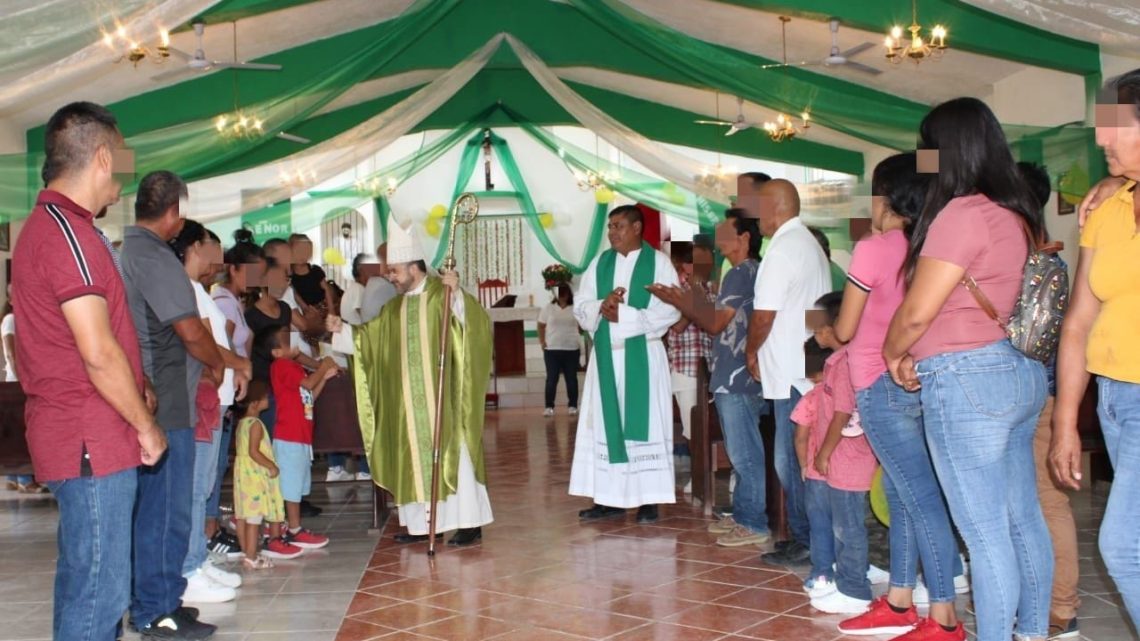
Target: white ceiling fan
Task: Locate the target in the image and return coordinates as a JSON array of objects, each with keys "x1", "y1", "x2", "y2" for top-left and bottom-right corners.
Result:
[
  {"x1": 694, "y1": 96, "x2": 762, "y2": 136},
  {"x1": 760, "y1": 17, "x2": 882, "y2": 76},
  {"x1": 152, "y1": 20, "x2": 282, "y2": 82}
]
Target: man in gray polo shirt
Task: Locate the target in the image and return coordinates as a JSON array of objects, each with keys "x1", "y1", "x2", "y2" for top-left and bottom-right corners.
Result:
[{"x1": 120, "y1": 171, "x2": 225, "y2": 640}]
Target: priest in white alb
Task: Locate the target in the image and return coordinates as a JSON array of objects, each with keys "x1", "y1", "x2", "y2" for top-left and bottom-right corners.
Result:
[
  {"x1": 329, "y1": 223, "x2": 493, "y2": 546},
  {"x1": 570, "y1": 205, "x2": 681, "y2": 524}
]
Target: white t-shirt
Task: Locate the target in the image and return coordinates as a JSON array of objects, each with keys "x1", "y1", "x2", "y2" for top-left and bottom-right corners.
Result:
[
  {"x1": 193, "y1": 281, "x2": 236, "y2": 406},
  {"x1": 281, "y1": 285, "x2": 314, "y2": 358},
  {"x1": 340, "y1": 281, "x2": 365, "y2": 326},
  {"x1": 1, "y1": 313, "x2": 15, "y2": 382},
  {"x1": 753, "y1": 217, "x2": 830, "y2": 400},
  {"x1": 538, "y1": 302, "x2": 581, "y2": 351}
]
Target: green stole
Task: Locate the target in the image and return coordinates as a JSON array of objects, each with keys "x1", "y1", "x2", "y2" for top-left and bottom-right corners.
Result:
[{"x1": 594, "y1": 241, "x2": 655, "y2": 464}]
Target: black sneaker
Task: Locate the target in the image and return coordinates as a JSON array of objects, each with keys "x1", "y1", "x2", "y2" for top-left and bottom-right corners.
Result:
[
  {"x1": 578, "y1": 504, "x2": 625, "y2": 520},
  {"x1": 299, "y1": 499, "x2": 322, "y2": 517},
  {"x1": 760, "y1": 540, "x2": 811, "y2": 567},
  {"x1": 636, "y1": 505, "x2": 659, "y2": 524},
  {"x1": 207, "y1": 531, "x2": 242, "y2": 561},
  {"x1": 140, "y1": 608, "x2": 216, "y2": 640}
]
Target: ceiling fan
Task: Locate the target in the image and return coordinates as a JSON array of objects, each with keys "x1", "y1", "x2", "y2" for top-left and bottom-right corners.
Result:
[
  {"x1": 152, "y1": 20, "x2": 282, "y2": 82},
  {"x1": 694, "y1": 96, "x2": 762, "y2": 136},
  {"x1": 760, "y1": 17, "x2": 882, "y2": 76}
]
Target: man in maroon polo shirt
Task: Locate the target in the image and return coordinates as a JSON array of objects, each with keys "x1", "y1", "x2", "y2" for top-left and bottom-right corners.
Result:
[{"x1": 12, "y1": 102, "x2": 166, "y2": 641}]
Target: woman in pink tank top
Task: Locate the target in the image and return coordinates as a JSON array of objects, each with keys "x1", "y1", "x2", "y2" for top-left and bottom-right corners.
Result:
[{"x1": 883, "y1": 98, "x2": 1051, "y2": 641}]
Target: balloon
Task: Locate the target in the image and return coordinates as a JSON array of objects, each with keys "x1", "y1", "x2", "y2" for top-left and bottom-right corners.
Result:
[
  {"x1": 429, "y1": 204, "x2": 447, "y2": 219},
  {"x1": 539, "y1": 212, "x2": 554, "y2": 228},
  {"x1": 870, "y1": 466, "x2": 890, "y2": 527},
  {"x1": 322, "y1": 247, "x2": 346, "y2": 266},
  {"x1": 425, "y1": 217, "x2": 442, "y2": 238},
  {"x1": 595, "y1": 187, "x2": 615, "y2": 204}
]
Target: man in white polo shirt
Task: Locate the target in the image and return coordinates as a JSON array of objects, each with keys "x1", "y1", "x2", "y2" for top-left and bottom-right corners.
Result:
[{"x1": 744, "y1": 178, "x2": 829, "y2": 567}]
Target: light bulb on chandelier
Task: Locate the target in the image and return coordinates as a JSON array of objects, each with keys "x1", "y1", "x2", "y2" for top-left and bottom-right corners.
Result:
[
  {"x1": 102, "y1": 20, "x2": 170, "y2": 66},
  {"x1": 574, "y1": 169, "x2": 613, "y2": 192},
  {"x1": 214, "y1": 110, "x2": 265, "y2": 140},
  {"x1": 279, "y1": 167, "x2": 316, "y2": 190},
  {"x1": 884, "y1": 0, "x2": 947, "y2": 64},
  {"x1": 763, "y1": 111, "x2": 810, "y2": 143},
  {"x1": 353, "y1": 176, "x2": 399, "y2": 198}
]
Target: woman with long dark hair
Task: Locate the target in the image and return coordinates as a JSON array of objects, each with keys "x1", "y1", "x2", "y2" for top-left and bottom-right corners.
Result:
[
  {"x1": 538, "y1": 283, "x2": 581, "y2": 416},
  {"x1": 1052, "y1": 69, "x2": 1140, "y2": 627},
  {"x1": 834, "y1": 153, "x2": 966, "y2": 640},
  {"x1": 883, "y1": 98, "x2": 1051, "y2": 641}
]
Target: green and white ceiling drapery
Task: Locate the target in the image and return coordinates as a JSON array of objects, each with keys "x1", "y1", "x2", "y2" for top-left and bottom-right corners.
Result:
[{"x1": 958, "y1": 0, "x2": 1140, "y2": 50}]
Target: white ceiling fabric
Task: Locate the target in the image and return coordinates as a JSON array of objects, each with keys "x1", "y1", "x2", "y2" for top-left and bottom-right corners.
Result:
[{"x1": 959, "y1": 0, "x2": 1140, "y2": 53}]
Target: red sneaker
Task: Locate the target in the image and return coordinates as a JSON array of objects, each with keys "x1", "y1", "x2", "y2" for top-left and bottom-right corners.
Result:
[
  {"x1": 892, "y1": 618, "x2": 965, "y2": 641},
  {"x1": 285, "y1": 528, "x2": 329, "y2": 549},
  {"x1": 262, "y1": 536, "x2": 304, "y2": 560},
  {"x1": 838, "y1": 596, "x2": 918, "y2": 636}
]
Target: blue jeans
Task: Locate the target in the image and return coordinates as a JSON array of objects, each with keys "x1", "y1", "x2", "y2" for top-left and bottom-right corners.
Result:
[
  {"x1": 132, "y1": 428, "x2": 195, "y2": 628},
  {"x1": 183, "y1": 414, "x2": 224, "y2": 576},
  {"x1": 918, "y1": 341, "x2": 1051, "y2": 641},
  {"x1": 713, "y1": 392, "x2": 769, "y2": 535},
  {"x1": 327, "y1": 452, "x2": 370, "y2": 474},
  {"x1": 805, "y1": 479, "x2": 872, "y2": 600},
  {"x1": 206, "y1": 413, "x2": 233, "y2": 520},
  {"x1": 1096, "y1": 377, "x2": 1140, "y2": 624},
  {"x1": 858, "y1": 372, "x2": 961, "y2": 603},
  {"x1": 773, "y1": 388, "x2": 809, "y2": 546},
  {"x1": 46, "y1": 468, "x2": 137, "y2": 641}
]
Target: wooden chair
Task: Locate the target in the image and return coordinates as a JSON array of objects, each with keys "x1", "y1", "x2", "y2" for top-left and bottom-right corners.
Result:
[{"x1": 478, "y1": 278, "x2": 509, "y2": 308}]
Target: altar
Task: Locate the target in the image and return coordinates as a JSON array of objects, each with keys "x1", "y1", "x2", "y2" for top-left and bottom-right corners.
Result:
[{"x1": 485, "y1": 306, "x2": 541, "y2": 406}]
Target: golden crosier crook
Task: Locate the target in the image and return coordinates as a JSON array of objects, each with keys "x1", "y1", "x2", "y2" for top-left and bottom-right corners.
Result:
[{"x1": 427, "y1": 192, "x2": 479, "y2": 557}]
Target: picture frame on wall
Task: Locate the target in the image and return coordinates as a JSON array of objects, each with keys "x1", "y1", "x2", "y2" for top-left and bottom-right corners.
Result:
[
  {"x1": 0, "y1": 222, "x2": 9, "y2": 252},
  {"x1": 1057, "y1": 193, "x2": 1075, "y2": 216}
]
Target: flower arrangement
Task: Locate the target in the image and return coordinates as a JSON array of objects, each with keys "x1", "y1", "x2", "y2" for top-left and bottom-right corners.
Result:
[{"x1": 541, "y1": 263, "x2": 573, "y2": 289}]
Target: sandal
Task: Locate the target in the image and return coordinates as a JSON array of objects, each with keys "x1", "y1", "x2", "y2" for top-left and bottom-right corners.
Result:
[{"x1": 242, "y1": 555, "x2": 275, "y2": 570}]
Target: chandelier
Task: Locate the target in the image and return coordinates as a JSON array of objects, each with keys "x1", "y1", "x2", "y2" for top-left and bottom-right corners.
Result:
[
  {"x1": 885, "y1": 0, "x2": 948, "y2": 64},
  {"x1": 102, "y1": 22, "x2": 171, "y2": 65},
  {"x1": 214, "y1": 111, "x2": 265, "y2": 140},
  {"x1": 695, "y1": 164, "x2": 737, "y2": 196},
  {"x1": 574, "y1": 169, "x2": 614, "y2": 192},
  {"x1": 763, "y1": 111, "x2": 810, "y2": 143},
  {"x1": 353, "y1": 176, "x2": 399, "y2": 198},
  {"x1": 279, "y1": 167, "x2": 316, "y2": 190}
]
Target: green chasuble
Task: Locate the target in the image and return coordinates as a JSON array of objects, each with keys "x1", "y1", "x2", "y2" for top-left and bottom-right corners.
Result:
[{"x1": 352, "y1": 277, "x2": 492, "y2": 506}]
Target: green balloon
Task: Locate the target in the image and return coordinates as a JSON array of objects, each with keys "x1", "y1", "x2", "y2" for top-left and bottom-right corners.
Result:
[{"x1": 870, "y1": 466, "x2": 890, "y2": 527}]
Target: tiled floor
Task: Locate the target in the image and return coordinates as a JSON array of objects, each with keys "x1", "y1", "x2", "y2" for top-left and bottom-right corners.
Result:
[{"x1": 0, "y1": 408, "x2": 1135, "y2": 640}]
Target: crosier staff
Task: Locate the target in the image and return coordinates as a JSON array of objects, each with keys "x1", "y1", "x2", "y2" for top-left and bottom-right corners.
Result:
[{"x1": 427, "y1": 192, "x2": 479, "y2": 556}]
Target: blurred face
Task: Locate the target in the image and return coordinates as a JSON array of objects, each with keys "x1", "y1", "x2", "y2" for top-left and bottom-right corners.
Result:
[
  {"x1": 693, "y1": 247, "x2": 713, "y2": 281},
  {"x1": 99, "y1": 133, "x2": 131, "y2": 210},
  {"x1": 715, "y1": 220, "x2": 746, "y2": 262},
  {"x1": 359, "y1": 261, "x2": 387, "y2": 282},
  {"x1": 291, "y1": 239, "x2": 313, "y2": 264},
  {"x1": 229, "y1": 258, "x2": 265, "y2": 293},
  {"x1": 199, "y1": 239, "x2": 223, "y2": 281},
  {"x1": 1096, "y1": 103, "x2": 1140, "y2": 180},
  {"x1": 607, "y1": 214, "x2": 642, "y2": 254},
  {"x1": 265, "y1": 265, "x2": 288, "y2": 299},
  {"x1": 267, "y1": 243, "x2": 293, "y2": 272}
]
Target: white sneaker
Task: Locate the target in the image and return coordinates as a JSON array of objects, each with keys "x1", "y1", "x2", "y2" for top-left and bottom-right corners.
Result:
[
  {"x1": 356, "y1": 471, "x2": 372, "y2": 481},
  {"x1": 867, "y1": 564, "x2": 891, "y2": 585},
  {"x1": 543, "y1": 408, "x2": 554, "y2": 417},
  {"x1": 202, "y1": 561, "x2": 242, "y2": 588},
  {"x1": 804, "y1": 575, "x2": 837, "y2": 599},
  {"x1": 954, "y1": 573, "x2": 970, "y2": 594},
  {"x1": 914, "y1": 574, "x2": 969, "y2": 606},
  {"x1": 326, "y1": 466, "x2": 353, "y2": 482},
  {"x1": 568, "y1": 407, "x2": 578, "y2": 416},
  {"x1": 811, "y1": 589, "x2": 871, "y2": 614},
  {"x1": 182, "y1": 569, "x2": 236, "y2": 603}
]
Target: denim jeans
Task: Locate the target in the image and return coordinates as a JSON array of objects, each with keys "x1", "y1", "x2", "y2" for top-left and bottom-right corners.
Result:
[
  {"x1": 1096, "y1": 377, "x2": 1140, "y2": 624},
  {"x1": 858, "y1": 372, "x2": 961, "y2": 603},
  {"x1": 132, "y1": 427, "x2": 195, "y2": 628},
  {"x1": 544, "y1": 349, "x2": 580, "y2": 409},
  {"x1": 328, "y1": 452, "x2": 371, "y2": 474},
  {"x1": 46, "y1": 468, "x2": 137, "y2": 641},
  {"x1": 183, "y1": 414, "x2": 224, "y2": 576},
  {"x1": 805, "y1": 479, "x2": 872, "y2": 600},
  {"x1": 713, "y1": 392, "x2": 769, "y2": 535},
  {"x1": 206, "y1": 413, "x2": 233, "y2": 520},
  {"x1": 773, "y1": 388, "x2": 809, "y2": 546},
  {"x1": 918, "y1": 341, "x2": 1051, "y2": 641}
]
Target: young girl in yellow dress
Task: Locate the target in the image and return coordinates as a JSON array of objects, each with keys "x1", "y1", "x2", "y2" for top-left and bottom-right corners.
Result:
[{"x1": 234, "y1": 381, "x2": 285, "y2": 569}]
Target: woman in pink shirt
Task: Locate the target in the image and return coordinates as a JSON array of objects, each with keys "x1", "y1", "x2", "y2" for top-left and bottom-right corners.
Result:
[
  {"x1": 884, "y1": 98, "x2": 1051, "y2": 641},
  {"x1": 834, "y1": 153, "x2": 966, "y2": 641}
]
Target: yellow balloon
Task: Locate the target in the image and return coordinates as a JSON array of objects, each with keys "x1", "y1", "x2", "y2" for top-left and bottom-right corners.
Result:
[
  {"x1": 539, "y1": 212, "x2": 554, "y2": 228},
  {"x1": 595, "y1": 187, "x2": 615, "y2": 204},
  {"x1": 322, "y1": 247, "x2": 346, "y2": 266},
  {"x1": 870, "y1": 466, "x2": 890, "y2": 527},
  {"x1": 425, "y1": 217, "x2": 442, "y2": 238},
  {"x1": 429, "y1": 204, "x2": 447, "y2": 219}
]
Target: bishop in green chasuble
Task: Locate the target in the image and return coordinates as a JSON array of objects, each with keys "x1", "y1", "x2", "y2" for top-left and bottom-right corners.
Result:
[
  {"x1": 340, "y1": 224, "x2": 493, "y2": 540},
  {"x1": 569, "y1": 207, "x2": 681, "y2": 511}
]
